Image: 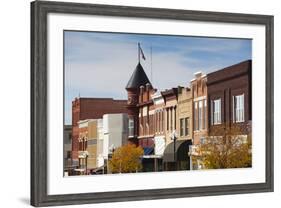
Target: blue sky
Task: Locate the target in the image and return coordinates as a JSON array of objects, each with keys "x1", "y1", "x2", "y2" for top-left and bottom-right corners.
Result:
[{"x1": 64, "y1": 31, "x2": 252, "y2": 124}]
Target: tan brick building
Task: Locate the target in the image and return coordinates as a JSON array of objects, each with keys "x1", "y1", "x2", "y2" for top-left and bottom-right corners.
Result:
[
  {"x1": 177, "y1": 86, "x2": 193, "y2": 141},
  {"x1": 161, "y1": 87, "x2": 192, "y2": 171},
  {"x1": 77, "y1": 119, "x2": 98, "y2": 174},
  {"x1": 191, "y1": 72, "x2": 208, "y2": 145}
]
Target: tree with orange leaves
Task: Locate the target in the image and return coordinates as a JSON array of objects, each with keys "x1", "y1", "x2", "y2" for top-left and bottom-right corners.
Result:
[
  {"x1": 109, "y1": 144, "x2": 144, "y2": 173},
  {"x1": 196, "y1": 123, "x2": 252, "y2": 169}
]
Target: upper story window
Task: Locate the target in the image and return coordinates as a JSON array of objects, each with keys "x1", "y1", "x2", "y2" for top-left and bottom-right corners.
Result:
[
  {"x1": 166, "y1": 109, "x2": 169, "y2": 131},
  {"x1": 139, "y1": 122, "x2": 143, "y2": 136},
  {"x1": 158, "y1": 110, "x2": 163, "y2": 133},
  {"x1": 79, "y1": 138, "x2": 87, "y2": 151},
  {"x1": 198, "y1": 100, "x2": 203, "y2": 130},
  {"x1": 146, "y1": 119, "x2": 149, "y2": 135},
  {"x1": 84, "y1": 139, "x2": 88, "y2": 150},
  {"x1": 158, "y1": 111, "x2": 161, "y2": 133},
  {"x1": 170, "y1": 108, "x2": 173, "y2": 131},
  {"x1": 78, "y1": 138, "x2": 82, "y2": 151},
  {"x1": 233, "y1": 94, "x2": 245, "y2": 123},
  {"x1": 203, "y1": 99, "x2": 207, "y2": 129},
  {"x1": 194, "y1": 101, "x2": 198, "y2": 131},
  {"x1": 185, "y1": 117, "x2": 189, "y2": 136},
  {"x1": 67, "y1": 151, "x2": 71, "y2": 159},
  {"x1": 180, "y1": 118, "x2": 184, "y2": 136},
  {"x1": 212, "y1": 99, "x2": 221, "y2": 125},
  {"x1": 180, "y1": 117, "x2": 190, "y2": 136},
  {"x1": 128, "y1": 118, "x2": 134, "y2": 137}
]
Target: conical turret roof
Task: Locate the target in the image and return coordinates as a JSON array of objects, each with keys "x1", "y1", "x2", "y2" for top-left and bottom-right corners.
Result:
[{"x1": 126, "y1": 63, "x2": 152, "y2": 89}]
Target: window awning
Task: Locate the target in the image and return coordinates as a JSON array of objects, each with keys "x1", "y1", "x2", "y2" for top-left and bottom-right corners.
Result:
[
  {"x1": 143, "y1": 147, "x2": 154, "y2": 155},
  {"x1": 163, "y1": 140, "x2": 192, "y2": 162}
]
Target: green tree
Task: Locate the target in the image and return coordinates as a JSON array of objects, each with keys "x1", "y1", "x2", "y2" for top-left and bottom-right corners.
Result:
[{"x1": 109, "y1": 144, "x2": 144, "y2": 173}]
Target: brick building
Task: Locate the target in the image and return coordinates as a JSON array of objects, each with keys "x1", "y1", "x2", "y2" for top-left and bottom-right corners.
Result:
[
  {"x1": 76, "y1": 119, "x2": 98, "y2": 175},
  {"x1": 161, "y1": 88, "x2": 178, "y2": 147},
  {"x1": 191, "y1": 72, "x2": 208, "y2": 145},
  {"x1": 63, "y1": 125, "x2": 72, "y2": 175},
  {"x1": 71, "y1": 98, "x2": 128, "y2": 165},
  {"x1": 68, "y1": 59, "x2": 252, "y2": 174},
  {"x1": 137, "y1": 83, "x2": 156, "y2": 148},
  {"x1": 190, "y1": 60, "x2": 252, "y2": 170},
  {"x1": 177, "y1": 86, "x2": 193, "y2": 141},
  {"x1": 151, "y1": 91, "x2": 166, "y2": 171},
  {"x1": 161, "y1": 87, "x2": 192, "y2": 171},
  {"x1": 126, "y1": 63, "x2": 153, "y2": 144},
  {"x1": 207, "y1": 60, "x2": 252, "y2": 134}
]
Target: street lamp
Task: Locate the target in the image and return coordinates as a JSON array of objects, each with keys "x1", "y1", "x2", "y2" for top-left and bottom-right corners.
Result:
[
  {"x1": 170, "y1": 130, "x2": 178, "y2": 170},
  {"x1": 109, "y1": 144, "x2": 115, "y2": 154},
  {"x1": 108, "y1": 144, "x2": 115, "y2": 174}
]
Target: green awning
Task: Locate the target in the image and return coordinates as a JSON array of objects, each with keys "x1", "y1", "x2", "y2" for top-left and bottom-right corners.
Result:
[{"x1": 163, "y1": 140, "x2": 191, "y2": 162}]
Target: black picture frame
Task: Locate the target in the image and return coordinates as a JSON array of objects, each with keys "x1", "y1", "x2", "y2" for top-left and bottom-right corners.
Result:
[{"x1": 31, "y1": 0, "x2": 274, "y2": 207}]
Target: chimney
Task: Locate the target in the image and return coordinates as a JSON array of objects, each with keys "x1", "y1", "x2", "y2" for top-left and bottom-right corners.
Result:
[
  {"x1": 140, "y1": 85, "x2": 144, "y2": 94},
  {"x1": 194, "y1": 71, "x2": 202, "y2": 79},
  {"x1": 178, "y1": 86, "x2": 183, "y2": 94},
  {"x1": 146, "y1": 83, "x2": 151, "y2": 91}
]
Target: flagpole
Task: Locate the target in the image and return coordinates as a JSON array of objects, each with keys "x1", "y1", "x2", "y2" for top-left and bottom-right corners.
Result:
[
  {"x1": 150, "y1": 45, "x2": 153, "y2": 84},
  {"x1": 138, "y1": 42, "x2": 140, "y2": 63}
]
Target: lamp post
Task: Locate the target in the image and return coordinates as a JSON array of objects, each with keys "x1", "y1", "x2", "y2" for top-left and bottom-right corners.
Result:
[
  {"x1": 85, "y1": 154, "x2": 88, "y2": 175},
  {"x1": 171, "y1": 130, "x2": 177, "y2": 170},
  {"x1": 108, "y1": 144, "x2": 115, "y2": 174},
  {"x1": 189, "y1": 145, "x2": 193, "y2": 170}
]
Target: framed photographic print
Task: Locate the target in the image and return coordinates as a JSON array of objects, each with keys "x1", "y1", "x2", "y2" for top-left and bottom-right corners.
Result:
[{"x1": 31, "y1": 0, "x2": 274, "y2": 207}]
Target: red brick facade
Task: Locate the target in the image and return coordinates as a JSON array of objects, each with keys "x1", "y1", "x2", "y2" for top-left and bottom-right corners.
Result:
[
  {"x1": 137, "y1": 84, "x2": 157, "y2": 148},
  {"x1": 72, "y1": 98, "x2": 128, "y2": 160},
  {"x1": 126, "y1": 88, "x2": 140, "y2": 143},
  {"x1": 207, "y1": 60, "x2": 252, "y2": 135}
]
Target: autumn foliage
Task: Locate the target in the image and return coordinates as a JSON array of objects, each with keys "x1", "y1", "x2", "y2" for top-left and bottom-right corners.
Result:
[
  {"x1": 196, "y1": 124, "x2": 252, "y2": 169},
  {"x1": 109, "y1": 144, "x2": 144, "y2": 173}
]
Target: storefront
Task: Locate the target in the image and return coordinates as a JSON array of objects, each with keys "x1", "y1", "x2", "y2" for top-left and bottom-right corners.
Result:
[
  {"x1": 140, "y1": 136, "x2": 166, "y2": 172},
  {"x1": 141, "y1": 147, "x2": 156, "y2": 172},
  {"x1": 163, "y1": 140, "x2": 192, "y2": 171}
]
